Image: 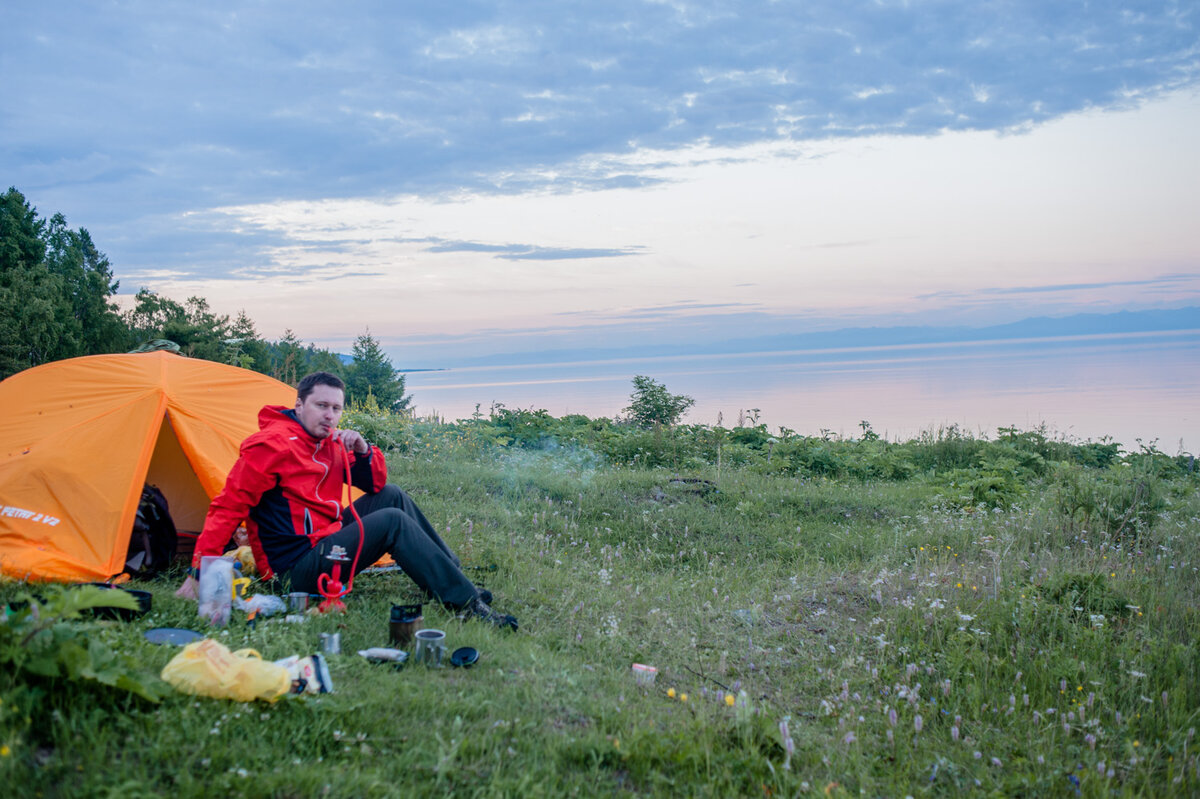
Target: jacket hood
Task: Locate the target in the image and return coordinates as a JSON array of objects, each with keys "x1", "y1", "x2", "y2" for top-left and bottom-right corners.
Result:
[{"x1": 257, "y1": 404, "x2": 312, "y2": 438}]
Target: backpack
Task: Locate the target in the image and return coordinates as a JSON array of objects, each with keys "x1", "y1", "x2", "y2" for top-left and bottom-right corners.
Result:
[{"x1": 125, "y1": 484, "x2": 178, "y2": 576}]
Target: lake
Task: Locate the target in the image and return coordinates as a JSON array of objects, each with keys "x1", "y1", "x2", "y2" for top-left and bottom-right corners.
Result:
[{"x1": 403, "y1": 330, "x2": 1199, "y2": 453}]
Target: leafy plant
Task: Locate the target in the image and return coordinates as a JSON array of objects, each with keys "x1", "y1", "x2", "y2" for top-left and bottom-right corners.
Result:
[
  {"x1": 0, "y1": 585, "x2": 166, "y2": 702},
  {"x1": 623, "y1": 375, "x2": 695, "y2": 428}
]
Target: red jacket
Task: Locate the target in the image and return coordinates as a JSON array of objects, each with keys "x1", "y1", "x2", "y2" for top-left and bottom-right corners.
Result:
[{"x1": 192, "y1": 405, "x2": 388, "y2": 577}]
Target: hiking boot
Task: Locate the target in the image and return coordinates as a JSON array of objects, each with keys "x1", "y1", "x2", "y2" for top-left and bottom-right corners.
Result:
[{"x1": 465, "y1": 597, "x2": 518, "y2": 631}]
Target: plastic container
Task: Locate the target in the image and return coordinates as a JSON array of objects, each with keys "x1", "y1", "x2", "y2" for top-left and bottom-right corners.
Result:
[
  {"x1": 632, "y1": 663, "x2": 658, "y2": 686},
  {"x1": 197, "y1": 556, "x2": 233, "y2": 626}
]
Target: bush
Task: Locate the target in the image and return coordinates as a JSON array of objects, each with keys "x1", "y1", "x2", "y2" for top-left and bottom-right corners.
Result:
[{"x1": 623, "y1": 375, "x2": 695, "y2": 428}]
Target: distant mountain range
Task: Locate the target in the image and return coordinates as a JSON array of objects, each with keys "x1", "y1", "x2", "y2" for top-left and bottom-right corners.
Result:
[{"x1": 433, "y1": 306, "x2": 1200, "y2": 369}]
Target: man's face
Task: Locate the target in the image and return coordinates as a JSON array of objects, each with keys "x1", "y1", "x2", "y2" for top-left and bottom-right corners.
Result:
[{"x1": 294, "y1": 384, "x2": 344, "y2": 439}]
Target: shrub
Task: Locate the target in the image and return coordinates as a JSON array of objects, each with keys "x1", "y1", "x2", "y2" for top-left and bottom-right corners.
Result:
[{"x1": 623, "y1": 375, "x2": 695, "y2": 428}]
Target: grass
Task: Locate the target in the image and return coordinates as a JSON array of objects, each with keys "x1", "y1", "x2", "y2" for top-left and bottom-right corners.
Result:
[{"x1": 2, "y1": 420, "x2": 1199, "y2": 797}]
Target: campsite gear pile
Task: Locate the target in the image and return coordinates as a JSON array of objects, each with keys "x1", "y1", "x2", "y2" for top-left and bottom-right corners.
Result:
[{"x1": 160, "y1": 639, "x2": 333, "y2": 702}]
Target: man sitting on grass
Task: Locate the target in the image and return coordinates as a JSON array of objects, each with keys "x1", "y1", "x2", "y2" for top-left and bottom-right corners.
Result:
[{"x1": 177, "y1": 370, "x2": 517, "y2": 630}]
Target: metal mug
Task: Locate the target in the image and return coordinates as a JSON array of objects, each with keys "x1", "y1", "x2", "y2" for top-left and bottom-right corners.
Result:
[
  {"x1": 413, "y1": 628, "x2": 446, "y2": 668},
  {"x1": 286, "y1": 592, "x2": 310, "y2": 611},
  {"x1": 319, "y1": 632, "x2": 341, "y2": 655}
]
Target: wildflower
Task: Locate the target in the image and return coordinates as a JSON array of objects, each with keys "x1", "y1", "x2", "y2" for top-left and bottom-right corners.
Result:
[
  {"x1": 991, "y1": 757, "x2": 1002, "y2": 767},
  {"x1": 725, "y1": 693, "x2": 735, "y2": 707},
  {"x1": 1085, "y1": 734, "x2": 1097, "y2": 749},
  {"x1": 667, "y1": 688, "x2": 676, "y2": 699},
  {"x1": 888, "y1": 708, "x2": 897, "y2": 727},
  {"x1": 914, "y1": 715, "x2": 923, "y2": 733},
  {"x1": 974, "y1": 751, "x2": 982, "y2": 759},
  {"x1": 0, "y1": 745, "x2": 9, "y2": 757},
  {"x1": 843, "y1": 732, "x2": 857, "y2": 744},
  {"x1": 951, "y1": 725, "x2": 960, "y2": 741},
  {"x1": 679, "y1": 693, "x2": 688, "y2": 702}
]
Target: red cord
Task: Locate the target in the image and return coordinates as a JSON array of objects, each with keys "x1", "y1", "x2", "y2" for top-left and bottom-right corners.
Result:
[
  {"x1": 316, "y1": 438, "x2": 367, "y2": 602},
  {"x1": 340, "y1": 441, "x2": 366, "y2": 593}
]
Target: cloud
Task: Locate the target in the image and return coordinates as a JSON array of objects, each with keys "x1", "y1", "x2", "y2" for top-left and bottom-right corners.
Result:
[
  {"x1": 916, "y1": 273, "x2": 1200, "y2": 301},
  {"x1": 424, "y1": 239, "x2": 645, "y2": 260},
  {"x1": 6, "y1": 2, "x2": 1197, "y2": 222}
]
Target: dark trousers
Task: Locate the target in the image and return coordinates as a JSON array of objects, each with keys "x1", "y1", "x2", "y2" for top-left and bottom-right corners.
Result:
[{"x1": 285, "y1": 484, "x2": 479, "y2": 608}]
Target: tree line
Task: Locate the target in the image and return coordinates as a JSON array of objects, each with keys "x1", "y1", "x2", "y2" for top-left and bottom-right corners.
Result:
[{"x1": 0, "y1": 186, "x2": 410, "y2": 410}]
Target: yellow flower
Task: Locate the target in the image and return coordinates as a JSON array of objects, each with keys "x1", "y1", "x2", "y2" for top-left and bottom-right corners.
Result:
[
  {"x1": 0, "y1": 745, "x2": 9, "y2": 757},
  {"x1": 667, "y1": 688, "x2": 676, "y2": 698},
  {"x1": 1133, "y1": 740, "x2": 1140, "y2": 747},
  {"x1": 725, "y1": 693, "x2": 735, "y2": 706},
  {"x1": 680, "y1": 693, "x2": 688, "y2": 702}
]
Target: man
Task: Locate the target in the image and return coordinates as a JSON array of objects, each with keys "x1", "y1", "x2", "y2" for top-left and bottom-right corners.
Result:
[{"x1": 177, "y1": 371, "x2": 516, "y2": 630}]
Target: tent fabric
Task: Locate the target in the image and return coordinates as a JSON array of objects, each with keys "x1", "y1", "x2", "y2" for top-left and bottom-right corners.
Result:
[{"x1": 0, "y1": 352, "x2": 295, "y2": 582}]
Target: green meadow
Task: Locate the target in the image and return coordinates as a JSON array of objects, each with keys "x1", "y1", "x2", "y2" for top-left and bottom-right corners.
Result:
[{"x1": 3, "y1": 408, "x2": 1198, "y2": 797}]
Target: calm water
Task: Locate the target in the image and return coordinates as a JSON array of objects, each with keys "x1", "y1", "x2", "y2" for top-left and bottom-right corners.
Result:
[{"x1": 404, "y1": 331, "x2": 1199, "y2": 452}]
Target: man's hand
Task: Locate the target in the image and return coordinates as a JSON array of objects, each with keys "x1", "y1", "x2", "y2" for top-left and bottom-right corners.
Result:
[
  {"x1": 176, "y1": 575, "x2": 198, "y2": 600},
  {"x1": 332, "y1": 429, "x2": 370, "y2": 454}
]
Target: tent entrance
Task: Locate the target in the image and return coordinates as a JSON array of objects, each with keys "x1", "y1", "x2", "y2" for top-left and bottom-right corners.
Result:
[{"x1": 144, "y1": 413, "x2": 211, "y2": 546}]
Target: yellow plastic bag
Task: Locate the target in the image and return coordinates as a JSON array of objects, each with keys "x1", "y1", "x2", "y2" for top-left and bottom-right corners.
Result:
[{"x1": 161, "y1": 638, "x2": 291, "y2": 702}]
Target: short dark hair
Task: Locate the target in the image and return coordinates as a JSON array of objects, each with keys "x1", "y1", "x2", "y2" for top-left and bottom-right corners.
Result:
[{"x1": 297, "y1": 371, "x2": 345, "y2": 401}]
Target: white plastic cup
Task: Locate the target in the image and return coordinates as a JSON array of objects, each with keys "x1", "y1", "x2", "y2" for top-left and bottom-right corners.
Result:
[{"x1": 632, "y1": 663, "x2": 658, "y2": 686}]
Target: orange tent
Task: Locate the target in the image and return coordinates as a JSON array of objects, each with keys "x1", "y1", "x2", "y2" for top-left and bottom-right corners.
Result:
[{"x1": 0, "y1": 352, "x2": 295, "y2": 582}]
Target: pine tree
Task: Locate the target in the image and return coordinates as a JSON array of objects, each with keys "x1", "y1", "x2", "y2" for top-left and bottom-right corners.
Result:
[{"x1": 345, "y1": 329, "x2": 411, "y2": 412}]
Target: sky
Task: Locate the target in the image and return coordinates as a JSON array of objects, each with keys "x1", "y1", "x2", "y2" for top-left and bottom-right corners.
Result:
[{"x1": 3, "y1": 1, "x2": 1199, "y2": 366}]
